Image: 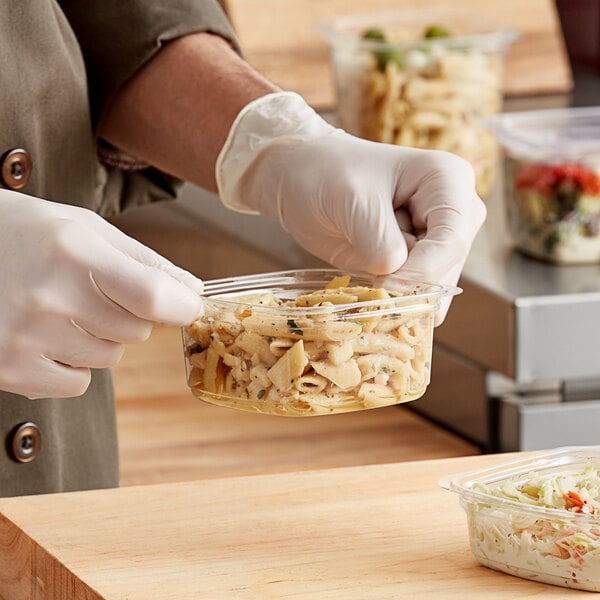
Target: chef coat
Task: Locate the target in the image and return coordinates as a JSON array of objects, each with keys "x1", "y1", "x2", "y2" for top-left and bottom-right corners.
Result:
[{"x1": 0, "y1": 0, "x2": 239, "y2": 497}]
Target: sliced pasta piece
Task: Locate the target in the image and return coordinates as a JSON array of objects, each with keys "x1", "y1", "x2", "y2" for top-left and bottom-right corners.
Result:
[
  {"x1": 312, "y1": 358, "x2": 362, "y2": 390},
  {"x1": 269, "y1": 337, "x2": 295, "y2": 356},
  {"x1": 267, "y1": 339, "x2": 308, "y2": 391},
  {"x1": 203, "y1": 346, "x2": 225, "y2": 393},
  {"x1": 325, "y1": 341, "x2": 354, "y2": 366},
  {"x1": 358, "y1": 382, "x2": 398, "y2": 408},
  {"x1": 351, "y1": 332, "x2": 414, "y2": 359},
  {"x1": 325, "y1": 275, "x2": 351, "y2": 288},
  {"x1": 236, "y1": 331, "x2": 277, "y2": 367},
  {"x1": 356, "y1": 354, "x2": 410, "y2": 382},
  {"x1": 295, "y1": 290, "x2": 359, "y2": 306},
  {"x1": 294, "y1": 373, "x2": 328, "y2": 394}
]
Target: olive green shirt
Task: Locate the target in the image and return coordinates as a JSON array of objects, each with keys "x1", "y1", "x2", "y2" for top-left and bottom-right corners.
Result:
[{"x1": 0, "y1": 0, "x2": 239, "y2": 497}]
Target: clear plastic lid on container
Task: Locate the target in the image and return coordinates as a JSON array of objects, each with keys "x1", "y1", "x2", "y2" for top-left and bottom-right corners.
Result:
[
  {"x1": 487, "y1": 106, "x2": 600, "y2": 163},
  {"x1": 199, "y1": 269, "x2": 459, "y2": 316},
  {"x1": 440, "y1": 446, "x2": 600, "y2": 504},
  {"x1": 317, "y1": 9, "x2": 519, "y2": 54}
]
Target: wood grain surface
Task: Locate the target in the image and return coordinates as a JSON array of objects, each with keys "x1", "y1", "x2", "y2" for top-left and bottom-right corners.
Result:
[
  {"x1": 0, "y1": 453, "x2": 586, "y2": 599},
  {"x1": 223, "y1": 0, "x2": 573, "y2": 108}
]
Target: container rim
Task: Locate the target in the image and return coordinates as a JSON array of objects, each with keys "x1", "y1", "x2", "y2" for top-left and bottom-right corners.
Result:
[
  {"x1": 439, "y1": 445, "x2": 600, "y2": 523},
  {"x1": 200, "y1": 268, "x2": 461, "y2": 318},
  {"x1": 486, "y1": 107, "x2": 600, "y2": 162},
  {"x1": 317, "y1": 9, "x2": 519, "y2": 52}
]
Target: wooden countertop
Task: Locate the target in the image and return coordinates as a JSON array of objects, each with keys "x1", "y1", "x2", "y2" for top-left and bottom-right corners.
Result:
[{"x1": 0, "y1": 452, "x2": 587, "y2": 599}]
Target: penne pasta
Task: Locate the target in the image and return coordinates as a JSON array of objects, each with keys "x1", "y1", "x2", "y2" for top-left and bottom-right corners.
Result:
[{"x1": 183, "y1": 276, "x2": 435, "y2": 416}]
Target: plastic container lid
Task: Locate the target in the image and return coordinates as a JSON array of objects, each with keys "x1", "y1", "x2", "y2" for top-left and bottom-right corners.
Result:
[
  {"x1": 317, "y1": 9, "x2": 518, "y2": 53},
  {"x1": 487, "y1": 106, "x2": 600, "y2": 163}
]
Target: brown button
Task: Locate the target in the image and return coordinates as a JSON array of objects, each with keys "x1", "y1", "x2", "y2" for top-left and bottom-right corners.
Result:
[
  {"x1": 10, "y1": 422, "x2": 42, "y2": 463},
  {"x1": 1, "y1": 148, "x2": 33, "y2": 190}
]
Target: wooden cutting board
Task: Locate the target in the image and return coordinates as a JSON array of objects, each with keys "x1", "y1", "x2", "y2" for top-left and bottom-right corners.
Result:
[
  {"x1": 1, "y1": 452, "x2": 588, "y2": 599},
  {"x1": 221, "y1": 0, "x2": 573, "y2": 109}
]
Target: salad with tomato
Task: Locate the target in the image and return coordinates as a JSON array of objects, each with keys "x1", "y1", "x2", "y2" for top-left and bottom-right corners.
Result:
[{"x1": 504, "y1": 156, "x2": 600, "y2": 263}]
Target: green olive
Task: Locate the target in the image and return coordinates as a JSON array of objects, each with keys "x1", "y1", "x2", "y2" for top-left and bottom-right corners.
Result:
[
  {"x1": 361, "y1": 28, "x2": 403, "y2": 71},
  {"x1": 423, "y1": 24, "x2": 452, "y2": 39},
  {"x1": 362, "y1": 28, "x2": 386, "y2": 41}
]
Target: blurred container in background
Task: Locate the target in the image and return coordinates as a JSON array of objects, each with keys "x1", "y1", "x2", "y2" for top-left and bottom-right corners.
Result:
[
  {"x1": 488, "y1": 106, "x2": 600, "y2": 264},
  {"x1": 318, "y1": 10, "x2": 518, "y2": 198}
]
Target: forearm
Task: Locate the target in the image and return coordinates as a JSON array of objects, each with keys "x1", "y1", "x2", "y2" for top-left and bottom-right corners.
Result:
[{"x1": 97, "y1": 32, "x2": 278, "y2": 192}]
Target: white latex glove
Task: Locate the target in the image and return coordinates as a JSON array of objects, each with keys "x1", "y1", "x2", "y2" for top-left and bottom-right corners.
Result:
[
  {"x1": 0, "y1": 189, "x2": 203, "y2": 399},
  {"x1": 216, "y1": 92, "x2": 486, "y2": 321}
]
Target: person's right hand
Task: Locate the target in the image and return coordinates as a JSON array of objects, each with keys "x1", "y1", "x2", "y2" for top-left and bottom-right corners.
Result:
[{"x1": 0, "y1": 189, "x2": 203, "y2": 399}]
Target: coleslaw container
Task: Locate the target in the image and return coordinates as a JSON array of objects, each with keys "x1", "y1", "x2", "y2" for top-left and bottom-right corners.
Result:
[
  {"x1": 488, "y1": 107, "x2": 600, "y2": 264},
  {"x1": 318, "y1": 10, "x2": 518, "y2": 198},
  {"x1": 441, "y1": 446, "x2": 600, "y2": 592},
  {"x1": 182, "y1": 269, "x2": 459, "y2": 416}
]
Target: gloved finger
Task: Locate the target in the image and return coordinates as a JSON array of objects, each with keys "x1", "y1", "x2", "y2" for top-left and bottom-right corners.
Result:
[
  {"x1": 83, "y1": 234, "x2": 203, "y2": 326},
  {"x1": 332, "y1": 234, "x2": 409, "y2": 276},
  {"x1": 395, "y1": 209, "x2": 417, "y2": 252},
  {"x1": 87, "y1": 214, "x2": 205, "y2": 296},
  {"x1": 73, "y1": 292, "x2": 155, "y2": 345},
  {"x1": 3, "y1": 358, "x2": 92, "y2": 400},
  {"x1": 397, "y1": 203, "x2": 479, "y2": 281},
  {"x1": 398, "y1": 255, "x2": 464, "y2": 326},
  {"x1": 36, "y1": 317, "x2": 126, "y2": 369},
  {"x1": 284, "y1": 210, "x2": 409, "y2": 275}
]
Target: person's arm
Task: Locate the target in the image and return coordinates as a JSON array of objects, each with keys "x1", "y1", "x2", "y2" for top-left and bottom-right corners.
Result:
[
  {"x1": 99, "y1": 30, "x2": 485, "y2": 323},
  {"x1": 98, "y1": 33, "x2": 277, "y2": 192}
]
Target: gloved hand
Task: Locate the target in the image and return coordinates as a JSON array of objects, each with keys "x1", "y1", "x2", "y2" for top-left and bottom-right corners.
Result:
[
  {"x1": 0, "y1": 189, "x2": 203, "y2": 399},
  {"x1": 216, "y1": 92, "x2": 486, "y2": 321}
]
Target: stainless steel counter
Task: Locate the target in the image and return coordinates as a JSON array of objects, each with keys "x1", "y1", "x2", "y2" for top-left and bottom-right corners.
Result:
[{"x1": 411, "y1": 67, "x2": 600, "y2": 452}]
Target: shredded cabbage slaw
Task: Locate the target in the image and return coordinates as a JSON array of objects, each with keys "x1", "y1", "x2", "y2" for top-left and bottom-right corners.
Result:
[{"x1": 466, "y1": 464, "x2": 600, "y2": 591}]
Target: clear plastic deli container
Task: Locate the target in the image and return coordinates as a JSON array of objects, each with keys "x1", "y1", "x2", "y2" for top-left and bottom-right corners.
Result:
[
  {"x1": 318, "y1": 10, "x2": 518, "y2": 198},
  {"x1": 488, "y1": 107, "x2": 600, "y2": 264},
  {"x1": 441, "y1": 446, "x2": 600, "y2": 592},
  {"x1": 182, "y1": 269, "x2": 459, "y2": 416}
]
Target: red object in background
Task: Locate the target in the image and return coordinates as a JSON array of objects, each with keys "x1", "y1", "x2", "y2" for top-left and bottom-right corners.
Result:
[
  {"x1": 516, "y1": 162, "x2": 600, "y2": 195},
  {"x1": 555, "y1": 0, "x2": 600, "y2": 73}
]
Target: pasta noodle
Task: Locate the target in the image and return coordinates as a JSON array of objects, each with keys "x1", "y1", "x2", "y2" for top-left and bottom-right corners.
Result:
[
  {"x1": 183, "y1": 276, "x2": 436, "y2": 416},
  {"x1": 334, "y1": 32, "x2": 503, "y2": 197}
]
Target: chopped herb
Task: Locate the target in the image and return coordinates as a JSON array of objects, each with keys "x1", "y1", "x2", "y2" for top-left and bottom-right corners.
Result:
[
  {"x1": 267, "y1": 336, "x2": 274, "y2": 343},
  {"x1": 245, "y1": 388, "x2": 250, "y2": 398},
  {"x1": 186, "y1": 343, "x2": 205, "y2": 356},
  {"x1": 257, "y1": 389, "x2": 266, "y2": 399},
  {"x1": 287, "y1": 318, "x2": 303, "y2": 335}
]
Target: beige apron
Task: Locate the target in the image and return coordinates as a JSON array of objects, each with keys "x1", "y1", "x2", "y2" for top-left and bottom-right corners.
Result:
[{"x1": 0, "y1": 0, "x2": 238, "y2": 497}]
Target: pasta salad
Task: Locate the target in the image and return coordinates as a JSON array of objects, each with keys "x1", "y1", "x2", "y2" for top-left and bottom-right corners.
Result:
[
  {"x1": 332, "y1": 23, "x2": 504, "y2": 197},
  {"x1": 183, "y1": 275, "x2": 436, "y2": 416}
]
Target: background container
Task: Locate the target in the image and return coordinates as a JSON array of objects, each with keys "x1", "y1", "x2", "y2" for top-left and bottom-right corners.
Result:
[
  {"x1": 182, "y1": 269, "x2": 458, "y2": 416},
  {"x1": 489, "y1": 107, "x2": 600, "y2": 264},
  {"x1": 318, "y1": 10, "x2": 518, "y2": 198}
]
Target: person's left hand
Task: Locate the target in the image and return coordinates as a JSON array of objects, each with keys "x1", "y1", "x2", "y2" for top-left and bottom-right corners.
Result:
[{"x1": 216, "y1": 92, "x2": 486, "y2": 321}]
